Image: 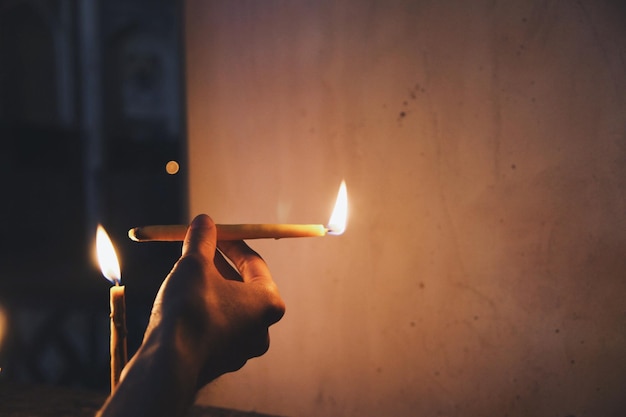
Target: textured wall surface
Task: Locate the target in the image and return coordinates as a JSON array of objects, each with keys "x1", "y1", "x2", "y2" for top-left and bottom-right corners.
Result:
[{"x1": 184, "y1": 1, "x2": 626, "y2": 416}]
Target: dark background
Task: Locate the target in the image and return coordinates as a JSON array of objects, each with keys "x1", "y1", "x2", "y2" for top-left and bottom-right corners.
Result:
[{"x1": 0, "y1": 0, "x2": 187, "y2": 389}]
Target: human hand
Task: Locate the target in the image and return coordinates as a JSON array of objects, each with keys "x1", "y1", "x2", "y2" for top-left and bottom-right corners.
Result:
[
  {"x1": 98, "y1": 214, "x2": 285, "y2": 417},
  {"x1": 142, "y1": 213, "x2": 286, "y2": 386}
]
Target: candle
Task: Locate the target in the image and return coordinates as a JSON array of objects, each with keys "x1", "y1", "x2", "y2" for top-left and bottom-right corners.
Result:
[
  {"x1": 96, "y1": 225, "x2": 128, "y2": 392},
  {"x1": 129, "y1": 223, "x2": 327, "y2": 242},
  {"x1": 109, "y1": 283, "x2": 127, "y2": 391},
  {"x1": 128, "y1": 181, "x2": 348, "y2": 242}
]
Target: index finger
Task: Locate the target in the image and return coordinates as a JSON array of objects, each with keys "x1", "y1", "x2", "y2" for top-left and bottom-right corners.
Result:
[
  {"x1": 217, "y1": 240, "x2": 272, "y2": 284},
  {"x1": 182, "y1": 214, "x2": 217, "y2": 262}
]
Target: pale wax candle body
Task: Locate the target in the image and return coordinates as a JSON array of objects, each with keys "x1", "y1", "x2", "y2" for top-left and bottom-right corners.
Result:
[
  {"x1": 110, "y1": 284, "x2": 127, "y2": 391},
  {"x1": 128, "y1": 223, "x2": 328, "y2": 242}
]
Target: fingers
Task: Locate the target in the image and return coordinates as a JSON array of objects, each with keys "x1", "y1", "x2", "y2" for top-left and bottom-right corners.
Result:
[
  {"x1": 217, "y1": 240, "x2": 271, "y2": 284},
  {"x1": 182, "y1": 221, "x2": 285, "y2": 328},
  {"x1": 182, "y1": 217, "x2": 271, "y2": 285},
  {"x1": 217, "y1": 240, "x2": 286, "y2": 326},
  {"x1": 182, "y1": 214, "x2": 217, "y2": 262},
  {"x1": 213, "y1": 250, "x2": 244, "y2": 282}
]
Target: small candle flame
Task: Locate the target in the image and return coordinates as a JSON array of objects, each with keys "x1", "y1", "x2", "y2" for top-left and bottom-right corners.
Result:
[
  {"x1": 96, "y1": 225, "x2": 121, "y2": 285},
  {"x1": 327, "y1": 180, "x2": 348, "y2": 235}
]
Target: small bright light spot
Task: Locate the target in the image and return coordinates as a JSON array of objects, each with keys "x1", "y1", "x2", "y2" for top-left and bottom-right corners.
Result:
[{"x1": 166, "y1": 160, "x2": 180, "y2": 175}]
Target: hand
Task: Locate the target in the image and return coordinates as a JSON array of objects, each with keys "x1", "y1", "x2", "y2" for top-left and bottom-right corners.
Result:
[
  {"x1": 98, "y1": 214, "x2": 285, "y2": 417},
  {"x1": 146, "y1": 213, "x2": 286, "y2": 385}
]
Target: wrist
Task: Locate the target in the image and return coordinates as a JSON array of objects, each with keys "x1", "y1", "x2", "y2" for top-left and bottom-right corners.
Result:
[
  {"x1": 100, "y1": 324, "x2": 206, "y2": 417},
  {"x1": 142, "y1": 320, "x2": 207, "y2": 378},
  {"x1": 142, "y1": 307, "x2": 229, "y2": 387}
]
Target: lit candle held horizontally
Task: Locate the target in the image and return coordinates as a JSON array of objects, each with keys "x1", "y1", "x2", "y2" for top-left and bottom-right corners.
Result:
[
  {"x1": 96, "y1": 225, "x2": 128, "y2": 392},
  {"x1": 128, "y1": 180, "x2": 348, "y2": 242}
]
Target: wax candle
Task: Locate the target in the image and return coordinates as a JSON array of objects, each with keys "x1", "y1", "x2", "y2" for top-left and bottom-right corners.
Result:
[
  {"x1": 109, "y1": 283, "x2": 127, "y2": 391},
  {"x1": 96, "y1": 225, "x2": 128, "y2": 391},
  {"x1": 128, "y1": 223, "x2": 328, "y2": 242},
  {"x1": 128, "y1": 181, "x2": 348, "y2": 242}
]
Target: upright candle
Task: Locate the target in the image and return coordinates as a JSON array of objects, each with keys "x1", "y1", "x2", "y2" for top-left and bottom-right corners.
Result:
[
  {"x1": 109, "y1": 283, "x2": 127, "y2": 391},
  {"x1": 96, "y1": 225, "x2": 128, "y2": 391}
]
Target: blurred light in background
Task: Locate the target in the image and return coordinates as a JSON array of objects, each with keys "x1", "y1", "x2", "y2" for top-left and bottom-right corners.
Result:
[
  {"x1": 165, "y1": 160, "x2": 180, "y2": 175},
  {"x1": 0, "y1": 304, "x2": 7, "y2": 351}
]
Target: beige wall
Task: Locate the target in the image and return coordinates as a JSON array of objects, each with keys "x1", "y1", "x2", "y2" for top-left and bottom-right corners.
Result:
[{"x1": 184, "y1": 1, "x2": 626, "y2": 416}]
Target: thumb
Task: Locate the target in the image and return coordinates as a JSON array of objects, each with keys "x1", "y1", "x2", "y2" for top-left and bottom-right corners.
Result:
[{"x1": 182, "y1": 214, "x2": 217, "y2": 262}]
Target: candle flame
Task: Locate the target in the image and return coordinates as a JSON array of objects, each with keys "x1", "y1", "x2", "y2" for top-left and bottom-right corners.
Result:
[
  {"x1": 96, "y1": 225, "x2": 121, "y2": 284},
  {"x1": 327, "y1": 180, "x2": 348, "y2": 235}
]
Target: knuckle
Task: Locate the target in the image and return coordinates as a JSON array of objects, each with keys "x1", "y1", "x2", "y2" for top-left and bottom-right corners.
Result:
[{"x1": 261, "y1": 286, "x2": 286, "y2": 325}]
